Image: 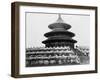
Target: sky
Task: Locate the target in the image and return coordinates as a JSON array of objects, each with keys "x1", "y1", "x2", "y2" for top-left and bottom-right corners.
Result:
[{"x1": 26, "y1": 12, "x2": 90, "y2": 48}]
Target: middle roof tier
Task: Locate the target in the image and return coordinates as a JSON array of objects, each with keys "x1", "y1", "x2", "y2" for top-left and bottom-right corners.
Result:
[{"x1": 44, "y1": 30, "x2": 75, "y2": 37}]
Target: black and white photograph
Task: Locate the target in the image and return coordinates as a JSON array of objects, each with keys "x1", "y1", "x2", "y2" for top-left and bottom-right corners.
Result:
[
  {"x1": 11, "y1": 2, "x2": 97, "y2": 78},
  {"x1": 26, "y1": 13, "x2": 90, "y2": 67}
]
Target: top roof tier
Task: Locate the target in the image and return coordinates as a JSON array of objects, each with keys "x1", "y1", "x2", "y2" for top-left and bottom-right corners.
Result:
[{"x1": 48, "y1": 14, "x2": 71, "y2": 30}]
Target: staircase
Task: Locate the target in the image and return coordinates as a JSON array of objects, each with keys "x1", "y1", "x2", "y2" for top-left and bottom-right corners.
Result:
[{"x1": 71, "y1": 47, "x2": 89, "y2": 64}]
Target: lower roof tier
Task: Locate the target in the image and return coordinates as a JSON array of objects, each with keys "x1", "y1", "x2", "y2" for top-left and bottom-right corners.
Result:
[
  {"x1": 44, "y1": 30, "x2": 75, "y2": 37},
  {"x1": 42, "y1": 38, "x2": 77, "y2": 44}
]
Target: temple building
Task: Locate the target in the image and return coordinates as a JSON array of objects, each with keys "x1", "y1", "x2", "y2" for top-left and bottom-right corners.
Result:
[
  {"x1": 26, "y1": 14, "x2": 89, "y2": 67},
  {"x1": 42, "y1": 14, "x2": 77, "y2": 48}
]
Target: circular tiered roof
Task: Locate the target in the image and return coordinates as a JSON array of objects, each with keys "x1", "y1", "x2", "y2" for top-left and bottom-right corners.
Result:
[{"x1": 42, "y1": 14, "x2": 77, "y2": 48}]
